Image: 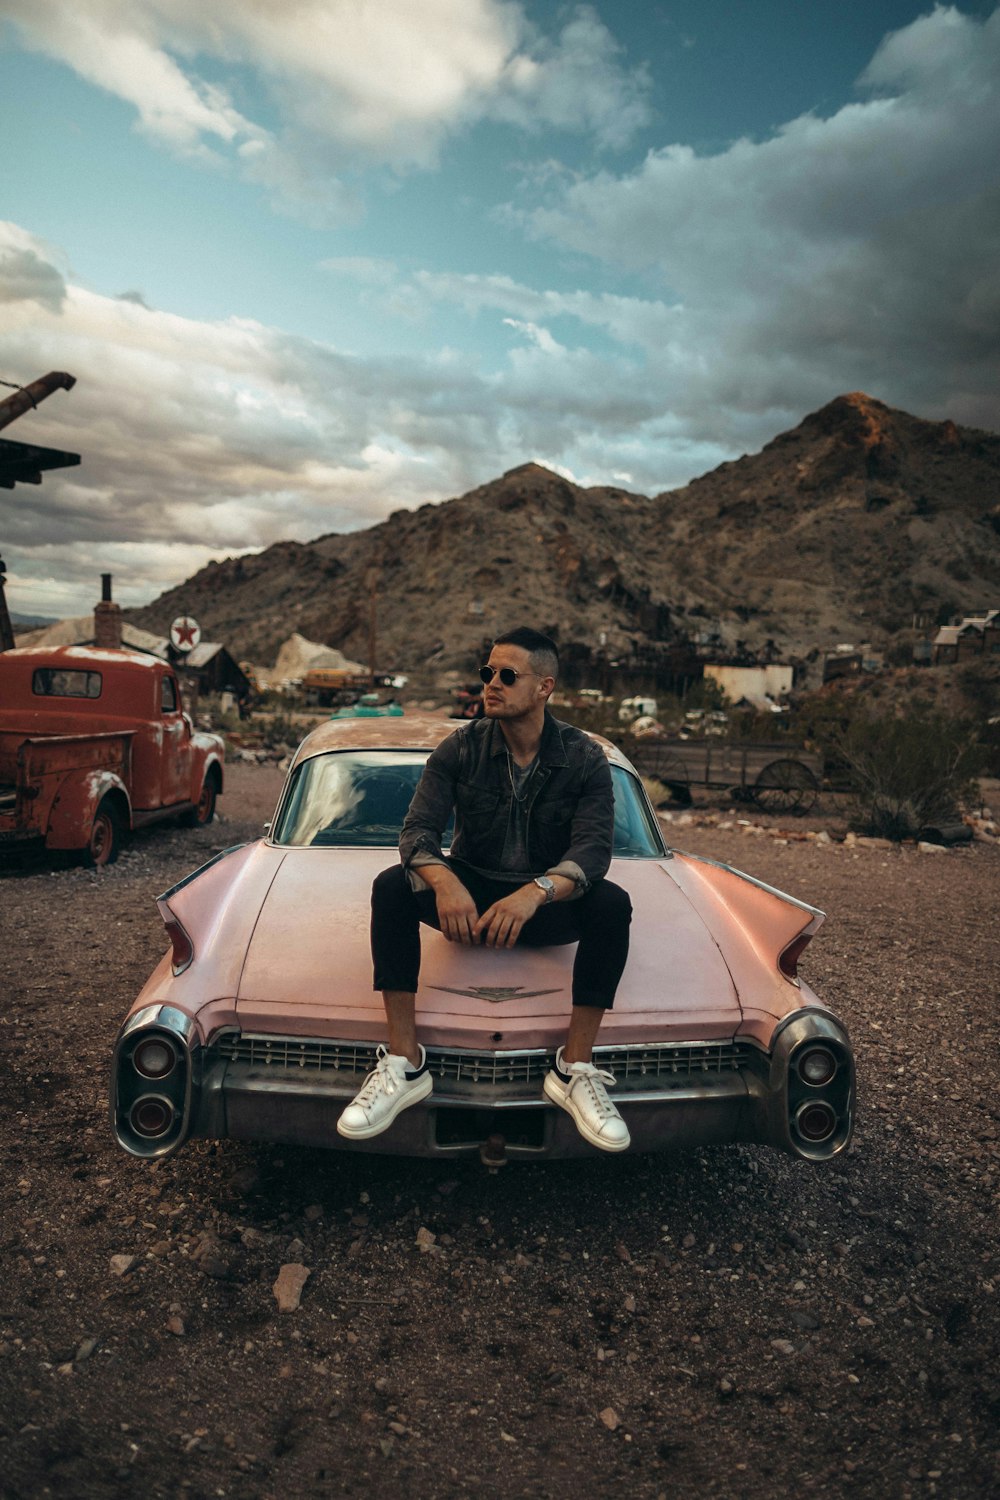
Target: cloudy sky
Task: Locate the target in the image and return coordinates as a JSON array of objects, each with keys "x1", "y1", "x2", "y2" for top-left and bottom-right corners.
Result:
[{"x1": 2, "y1": 1, "x2": 998, "y2": 620}]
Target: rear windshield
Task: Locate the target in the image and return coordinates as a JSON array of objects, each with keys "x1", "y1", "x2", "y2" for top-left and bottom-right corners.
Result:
[
  {"x1": 273, "y1": 751, "x2": 437, "y2": 848},
  {"x1": 32, "y1": 668, "x2": 102, "y2": 699},
  {"x1": 271, "y1": 749, "x2": 664, "y2": 857}
]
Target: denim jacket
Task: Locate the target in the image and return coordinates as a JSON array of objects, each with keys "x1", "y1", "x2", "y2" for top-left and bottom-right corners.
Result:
[{"x1": 399, "y1": 711, "x2": 614, "y2": 890}]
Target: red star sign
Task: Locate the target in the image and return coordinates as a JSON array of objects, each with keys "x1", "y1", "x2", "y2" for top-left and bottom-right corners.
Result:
[{"x1": 172, "y1": 618, "x2": 199, "y2": 648}]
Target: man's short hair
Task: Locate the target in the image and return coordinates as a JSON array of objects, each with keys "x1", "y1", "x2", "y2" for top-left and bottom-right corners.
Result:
[{"x1": 493, "y1": 626, "x2": 559, "y2": 679}]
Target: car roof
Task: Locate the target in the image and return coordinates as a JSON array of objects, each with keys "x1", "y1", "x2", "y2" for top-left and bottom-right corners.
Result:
[
  {"x1": 288, "y1": 712, "x2": 636, "y2": 772},
  {"x1": 2, "y1": 645, "x2": 164, "y2": 672}
]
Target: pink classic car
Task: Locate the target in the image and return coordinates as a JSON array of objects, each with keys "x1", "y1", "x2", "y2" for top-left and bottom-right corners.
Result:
[{"x1": 110, "y1": 716, "x2": 854, "y2": 1164}]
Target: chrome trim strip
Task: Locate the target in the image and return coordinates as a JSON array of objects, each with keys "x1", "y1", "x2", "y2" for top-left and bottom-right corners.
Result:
[
  {"x1": 210, "y1": 1034, "x2": 760, "y2": 1086},
  {"x1": 217, "y1": 1070, "x2": 753, "y2": 1110},
  {"x1": 118, "y1": 1003, "x2": 198, "y2": 1045},
  {"x1": 156, "y1": 1005, "x2": 198, "y2": 1041},
  {"x1": 771, "y1": 1006, "x2": 850, "y2": 1047},
  {"x1": 678, "y1": 851, "x2": 825, "y2": 920},
  {"x1": 157, "y1": 844, "x2": 249, "y2": 902}
]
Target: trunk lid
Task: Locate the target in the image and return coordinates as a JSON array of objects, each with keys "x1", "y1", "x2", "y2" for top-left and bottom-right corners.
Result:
[{"x1": 236, "y1": 850, "x2": 742, "y2": 1048}]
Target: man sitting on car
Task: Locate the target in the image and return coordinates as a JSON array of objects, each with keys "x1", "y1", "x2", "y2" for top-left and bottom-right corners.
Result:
[{"x1": 337, "y1": 626, "x2": 633, "y2": 1151}]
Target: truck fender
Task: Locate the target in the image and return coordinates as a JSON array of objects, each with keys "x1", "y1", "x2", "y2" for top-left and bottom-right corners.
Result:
[
  {"x1": 189, "y1": 738, "x2": 225, "y2": 801},
  {"x1": 202, "y1": 749, "x2": 225, "y2": 791},
  {"x1": 46, "y1": 770, "x2": 132, "y2": 850}
]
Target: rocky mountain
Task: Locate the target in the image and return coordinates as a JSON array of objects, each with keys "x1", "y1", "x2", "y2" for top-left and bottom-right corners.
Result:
[
  {"x1": 9, "y1": 611, "x2": 59, "y2": 630},
  {"x1": 646, "y1": 393, "x2": 1000, "y2": 656},
  {"x1": 126, "y1": 393, "x2": 1000, "y2": 671}
]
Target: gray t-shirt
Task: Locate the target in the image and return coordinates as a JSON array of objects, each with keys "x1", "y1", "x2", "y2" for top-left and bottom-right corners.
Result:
[{"x1": 499, "y1": 752, "x2": 538, "y2": 877}]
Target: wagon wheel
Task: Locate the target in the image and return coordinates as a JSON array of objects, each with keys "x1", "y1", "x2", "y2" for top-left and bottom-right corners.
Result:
[
  {"x1": 751, "y1": 758, "x2": 819, "y2": 815},
  {"x1": 638, "y1": 745, "x2": 692, "y2": 807}
]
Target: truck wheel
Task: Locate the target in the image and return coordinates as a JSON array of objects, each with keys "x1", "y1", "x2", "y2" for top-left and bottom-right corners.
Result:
[
  {"x1": 85, "y1": 797, "x2": 123, "y2": 867},
  {"x1": 181, "y1": 773, "x2": 218, "y2": 827}
]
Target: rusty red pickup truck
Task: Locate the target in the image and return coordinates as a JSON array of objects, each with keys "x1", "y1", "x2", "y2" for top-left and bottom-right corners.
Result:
[{"x1": 0, "y1": 645, "x2": 225, "y2": 866}]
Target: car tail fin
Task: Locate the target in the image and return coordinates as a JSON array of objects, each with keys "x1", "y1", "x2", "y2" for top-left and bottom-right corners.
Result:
[{"x1": 667, "y1": 851, "x2": 825, "y2": 992}]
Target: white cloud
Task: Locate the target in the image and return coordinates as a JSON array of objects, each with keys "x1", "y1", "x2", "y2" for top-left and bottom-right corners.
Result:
[
  {"x1": 5, "y1": 539, "x2": 224, "y2": 619},
  {"x1": 488, "y1": 5, "x2": 652, "y2": 151},
  {"x1": 1, "y1": 2, "x2": 259, "y2": 152},
  {"x1": 0, "y1": 223, "x2": 68, "y2": 310},
  {"x1": 413, "y1": 268, "x2": 682, "y2": 352},
  {"x1": 517, "y1": 4, "x2": 1000, "y2": 430},
  {"x1": 502, "y1": 317, "x2": 563, "y2": 354},
  {"x1": 3, "y1": 0, "x2": 649, "y2": 218},
  {"x1": 1, "y1": 222, "x2": 704, "y2": 619}
]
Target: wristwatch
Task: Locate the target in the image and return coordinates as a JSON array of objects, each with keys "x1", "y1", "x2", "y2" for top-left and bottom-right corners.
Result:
[{"x1": 533, "y1": 876, "x2": 556, "y2": 903}]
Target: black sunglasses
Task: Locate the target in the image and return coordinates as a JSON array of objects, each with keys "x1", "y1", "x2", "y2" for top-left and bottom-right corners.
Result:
[{"x1": 479, "y1": 664, "x2": 537, "y2": 687}]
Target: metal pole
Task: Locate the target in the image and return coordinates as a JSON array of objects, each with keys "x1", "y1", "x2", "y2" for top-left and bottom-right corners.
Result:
[
  {"x1": 0, "y1": 372, "x2": 76, "y2": 433},
  {"x1": 0, "y1": 556, "x2": 15, "y2": 652},
  {"x1": 367, "y1": 565, "x2": 378, "y2": 688}
]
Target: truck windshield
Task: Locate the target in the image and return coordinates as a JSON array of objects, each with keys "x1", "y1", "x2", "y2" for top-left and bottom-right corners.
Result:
[{"x1": 32, "y1": 669, "x2": 102, "y2": 699}]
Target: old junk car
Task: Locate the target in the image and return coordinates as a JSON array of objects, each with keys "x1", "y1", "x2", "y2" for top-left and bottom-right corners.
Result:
[
  {"x1": 111, "y1": 715, "x2": 854, "y2": 1165},
  {"x1": 0, "y1": 645, "x2": 224, "y2": 866}
]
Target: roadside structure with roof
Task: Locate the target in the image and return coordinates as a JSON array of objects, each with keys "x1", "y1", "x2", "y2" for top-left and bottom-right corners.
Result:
[{"x1": 933, "y1": 610, "x2": 1000, "y2": 664}]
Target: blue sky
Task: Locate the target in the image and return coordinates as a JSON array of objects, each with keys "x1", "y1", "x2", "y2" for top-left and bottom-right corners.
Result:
[{"x1": 1, "y1": 1, "x2": 998, "y2": 623}]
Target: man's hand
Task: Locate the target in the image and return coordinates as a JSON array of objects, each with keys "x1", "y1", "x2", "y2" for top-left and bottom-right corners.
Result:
[
  {"x1": 474, "y1": 885, "x2": 546, "y2": 949},
  {"x1": 421, "y1": 867, "x2": 480, "y2": 944}
]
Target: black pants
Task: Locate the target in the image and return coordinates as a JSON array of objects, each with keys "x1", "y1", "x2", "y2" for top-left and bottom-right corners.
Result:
[{"x1": 371, "y1": 861, "x2": 632, "y2": 1010}]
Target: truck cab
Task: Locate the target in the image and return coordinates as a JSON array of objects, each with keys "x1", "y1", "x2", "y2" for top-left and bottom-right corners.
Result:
[{"x1": 0, "y1": 645, "x2": 225, "y2": 865}]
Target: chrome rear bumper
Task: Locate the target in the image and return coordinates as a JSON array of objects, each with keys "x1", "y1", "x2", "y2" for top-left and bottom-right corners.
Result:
[
  {"x1": 216, "y1": 1063, "x2": 758, "y2": 1160},
  {"x1": 112, "y1": 1013, "x2": 854, "y2": 1164}
]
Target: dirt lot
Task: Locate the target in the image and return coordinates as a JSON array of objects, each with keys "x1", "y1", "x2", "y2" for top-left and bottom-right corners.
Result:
[{"x1": 1, "y1": 763, "x2": 998, "y2": 1500}]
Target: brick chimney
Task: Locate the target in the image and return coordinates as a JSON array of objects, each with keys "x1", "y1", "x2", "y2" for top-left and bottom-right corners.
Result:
[{"x1": 93, "y1": 573, "x2": 123, "y2": 650}]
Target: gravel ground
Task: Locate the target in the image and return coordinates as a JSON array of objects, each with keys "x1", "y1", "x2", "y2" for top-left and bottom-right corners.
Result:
[{"x1": 1, "y1": 763, "x2": 998, "y2": 1500}]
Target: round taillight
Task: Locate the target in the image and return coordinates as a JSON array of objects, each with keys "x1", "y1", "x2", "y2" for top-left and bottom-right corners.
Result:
[
  {"x1": 133, "y1": 1037, "x2": 176, "y2": 1080},
  {"x1": 798, "y1": 1046, "x2": 837, "y2": 1086},
  {"x1": 130, "y1": 1097, "x2": 174, "y2": 1138},
  {"x1": 795, "y1": 1100, "x2": 837, "y2": 1143}
]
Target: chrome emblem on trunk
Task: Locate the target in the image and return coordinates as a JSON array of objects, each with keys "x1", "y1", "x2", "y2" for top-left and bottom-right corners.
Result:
[{"x1": 430, "y1": 985, "x2": 563, "y2": 1003}]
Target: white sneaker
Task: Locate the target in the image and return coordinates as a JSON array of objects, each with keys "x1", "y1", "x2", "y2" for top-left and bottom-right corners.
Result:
[
  {"x1": 543, "y1": 1046, "x2": 630, "y2": 1153},
  {"x1": 336, "y1": 1046, "x2": 432, "y2": 1140}
]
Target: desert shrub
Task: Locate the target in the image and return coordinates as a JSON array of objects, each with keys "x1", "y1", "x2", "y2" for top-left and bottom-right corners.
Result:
[
  {"x1": 641, "y1": 777, "x2": 675, "y2": 808},
  {"x1": 958, "y1": 661, "x2": 1000, "y2": 720},
  {"x1": 979, "y1": 719, "x2": 1000, "y2": 778},
  {"x1": 222, "y1": 711, "x2": 306, "y2": 757},
  {"x1": 254, "y1": 712, "x2": 304, "y2": 751},
  {"x1": 833, "y1": 711, "x2": 983, "y2": 839},
  {"x1": 683, "y1": 679, "x2": 729, "y2": 715},
  {"x1": 887, "y1": 640, "x2": 916, "y2": 668}
]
